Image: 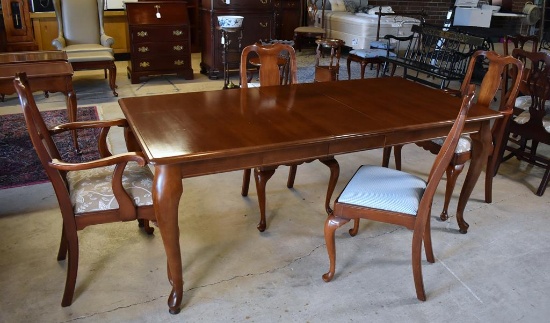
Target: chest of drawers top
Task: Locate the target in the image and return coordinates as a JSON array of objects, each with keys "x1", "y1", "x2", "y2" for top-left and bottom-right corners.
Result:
[{"x1": 126, "y1": 1, "x2": 189, "y2": 25}]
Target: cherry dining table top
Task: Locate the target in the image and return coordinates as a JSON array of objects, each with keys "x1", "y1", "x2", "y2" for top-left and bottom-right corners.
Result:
[{"x1": 119, "y1": 77, "x2": 502, "y2": 314}]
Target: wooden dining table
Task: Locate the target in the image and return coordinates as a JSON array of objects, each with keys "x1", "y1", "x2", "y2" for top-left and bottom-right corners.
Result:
[{"x1": 119, "y1": 77, "x2": 502, "y2": 314}]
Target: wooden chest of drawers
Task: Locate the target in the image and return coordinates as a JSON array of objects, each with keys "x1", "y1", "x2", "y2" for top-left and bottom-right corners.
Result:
[{"x1": 126, "y1": 1, "x2": 193, "y2": 84}]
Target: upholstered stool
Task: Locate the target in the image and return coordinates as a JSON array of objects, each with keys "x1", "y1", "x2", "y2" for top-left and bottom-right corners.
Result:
[
  {"x1": 67, "y1": 50, "x2": 118, "y2": 97},
  {"x1": 314, "y1": 38, "x2": 345, "y2": 82},
  {"x1": 347, "y1": 48, "x2": 396, "y2": 79}
]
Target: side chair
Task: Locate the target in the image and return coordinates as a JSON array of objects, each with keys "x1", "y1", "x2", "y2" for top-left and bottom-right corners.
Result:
[
  {"x1": 13, "y1": 72, "x2": 155, "y2": 307},
  {"x1": 293, "y1": 0, "x2": 327, "y2": 52},
  {"x1": 382, "y1": 50, "x2": 523, "y2": 230},
  {"x1": 322, "y1": 85, "x2": 477, "y2": 301},
  {"x1": 496, "y1": 49, "x2": 550, "y2": 196},
  {"x1": 240, "y1": 43, "x2": 339, "y2": 231}
]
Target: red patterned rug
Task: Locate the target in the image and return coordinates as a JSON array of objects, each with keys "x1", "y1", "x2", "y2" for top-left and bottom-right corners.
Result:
[{"x1": 0, "y1": 107, "x2": 101, "y2": 189}]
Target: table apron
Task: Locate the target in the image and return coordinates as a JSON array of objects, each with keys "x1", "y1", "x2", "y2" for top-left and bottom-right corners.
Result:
[{"x1": 171, "y1": 121, "x2": 487, "y2": 178}]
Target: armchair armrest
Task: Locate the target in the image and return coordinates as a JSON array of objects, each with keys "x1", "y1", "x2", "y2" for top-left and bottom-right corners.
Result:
[
  {"x1": 50, "y1": 118, "x2": 130, "y2": 158},
  {"x1": 49, "y1": 152, "x2": 147, "y2": 171},
  {"x1": 384, "y1": 34, "x2": 414, "y2": 42},
  {"x1": 51, "y1": 37, "x2": 66, "y2": 50},
  {"x1": 441, "y1": 89, "x2": 462, "y2": 97},
  {"x1": 100, "y1": 34, "x2": 115, "y2": 48},
  {"x1": 383, "y1": 34, "x2": 414, "y2": 55}
]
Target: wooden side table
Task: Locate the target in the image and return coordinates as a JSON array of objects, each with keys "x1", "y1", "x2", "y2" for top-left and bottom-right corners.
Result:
[{"x1": 0, "y1": 51, "x2": 79, "y2": 150}]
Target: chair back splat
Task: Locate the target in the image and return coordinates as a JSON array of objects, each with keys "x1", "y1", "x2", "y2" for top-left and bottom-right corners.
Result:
[
  {"x1": 13, "y1": 72, "x2": 155, "y2": 307},
  {"x1": 240, "y1": 42, "x2": 297, "y2": 88},
  {"x1": 322, "y1": 85, "x2": 478, "y2": 301}
]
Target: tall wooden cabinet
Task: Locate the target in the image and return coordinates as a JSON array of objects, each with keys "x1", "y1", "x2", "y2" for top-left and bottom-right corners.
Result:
[
  {"x1": 126, "y1": 1, "x2": 193, "y2": 84},
  {"x1": 275, "y1": 0, "x2": 301, "y2": 40},
  {"x1": 200, "y1": 0, "x2": 301, "y2": 79},
  {"x1": 1, "y1": 0, "x2": 37, "y2": 51}
]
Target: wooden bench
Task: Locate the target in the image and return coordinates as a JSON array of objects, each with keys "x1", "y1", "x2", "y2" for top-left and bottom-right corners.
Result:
[{"x1": 380, "y1": 24, "x2": 485, "y2": 89}]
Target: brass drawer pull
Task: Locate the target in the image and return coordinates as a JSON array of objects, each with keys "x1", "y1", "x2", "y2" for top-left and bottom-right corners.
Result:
[
  {"x1": 139, "y1": 61, "x2": 150, "y2": 68},
  {"x1": 173, "y1": 45, "x2": 183, "y2": 51},
  {"x1": 260, "y1": 22, "x2": 268, "y2": 28},
  {"x1": 260, "y1": 0, "x2": 268, "y2": 4},
  {"x1": 137, "y1": 31, "x2": 148, "y2": 37},
  {"x1": 173, "y1": 30, "x2": 183, "y2": 36},
  {"x1": 138, "y1": 46, "x2": 149, "y2": 52},
  {"x1": 174, "y1": 60, "x2": 184, "y2": 66}
]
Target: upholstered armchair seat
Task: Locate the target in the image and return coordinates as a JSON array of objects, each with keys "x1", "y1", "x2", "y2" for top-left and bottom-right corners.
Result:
[
  {"x1": 57, "y1": 44, "x2": 114, "y2": 54},
  {"x1": 68, "y1": 163, "x2": 154, "y2": 214}
]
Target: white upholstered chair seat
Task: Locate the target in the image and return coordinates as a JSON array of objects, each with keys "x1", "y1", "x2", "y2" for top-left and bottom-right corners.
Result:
[
  {"x1": 431, "y1": 135, "x2": 472, "y2": 154},
  {"x1": 337, "y1": 165, "x2": 426, "y2": 216},
  {"x1": 67, "y1": 162, "x2": 154, "y2": 214},
  {"x1": 349, "y1": 48, "x2": 396, "y2": 59}
]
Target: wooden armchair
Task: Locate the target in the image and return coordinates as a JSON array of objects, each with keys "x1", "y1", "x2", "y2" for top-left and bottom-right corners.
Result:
[
  {"x1": 12, "y1": 72, "x2": 155, "y2": 306},
  {"x1": 52, "y1": 0, "x2": 117, "y2": 96},
  {"x1": 239, "y1": 43, "x2": 339, "y2": 231},
  {"x1": 322, "y1": 85, "x2": 477, "y2": 301},
  {"x1": 496, "y1": 49, "x2": 550, "y2": 196},
  {"x1": 382, "y1": 50, "x2": 523, "y2": 229}
]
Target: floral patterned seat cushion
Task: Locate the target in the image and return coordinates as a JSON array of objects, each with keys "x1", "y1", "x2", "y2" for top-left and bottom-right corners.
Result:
[{"x1": 67, "y1": 162, "x2": 154, "y2": 214}]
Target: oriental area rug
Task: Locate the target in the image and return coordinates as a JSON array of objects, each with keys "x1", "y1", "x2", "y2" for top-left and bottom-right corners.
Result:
[{"x1": 0, "y1": 107, "x2": 101, "y2": 189}]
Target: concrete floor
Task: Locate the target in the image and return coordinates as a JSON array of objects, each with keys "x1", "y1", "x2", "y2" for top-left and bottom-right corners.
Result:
[{"x1": 0, "y1": 53, "x2": 549, "y2": 323}]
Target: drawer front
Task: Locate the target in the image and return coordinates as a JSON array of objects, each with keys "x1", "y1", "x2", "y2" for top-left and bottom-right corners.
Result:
[
  {"x1": 126, "y1": 2, "x2": 189, "y2": 25},
  {"x1": 240, "y1": 14, "x2": 273, "y2": 45},
  {"x1": 130, "y1": 26, "x2": 189, "y2": 43},
  {"x1": 212, "y1": 0, "x2": 272, "y2": 10},
  {"x1": 132, "y1": 42, "x2": 190, "y2": 57},
  {"x1": 274, "y1": 0, "x2": 299, "y2": 9},
  {"x1": 132, "y1": 56, "x2": 191, "y2": 72}
]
